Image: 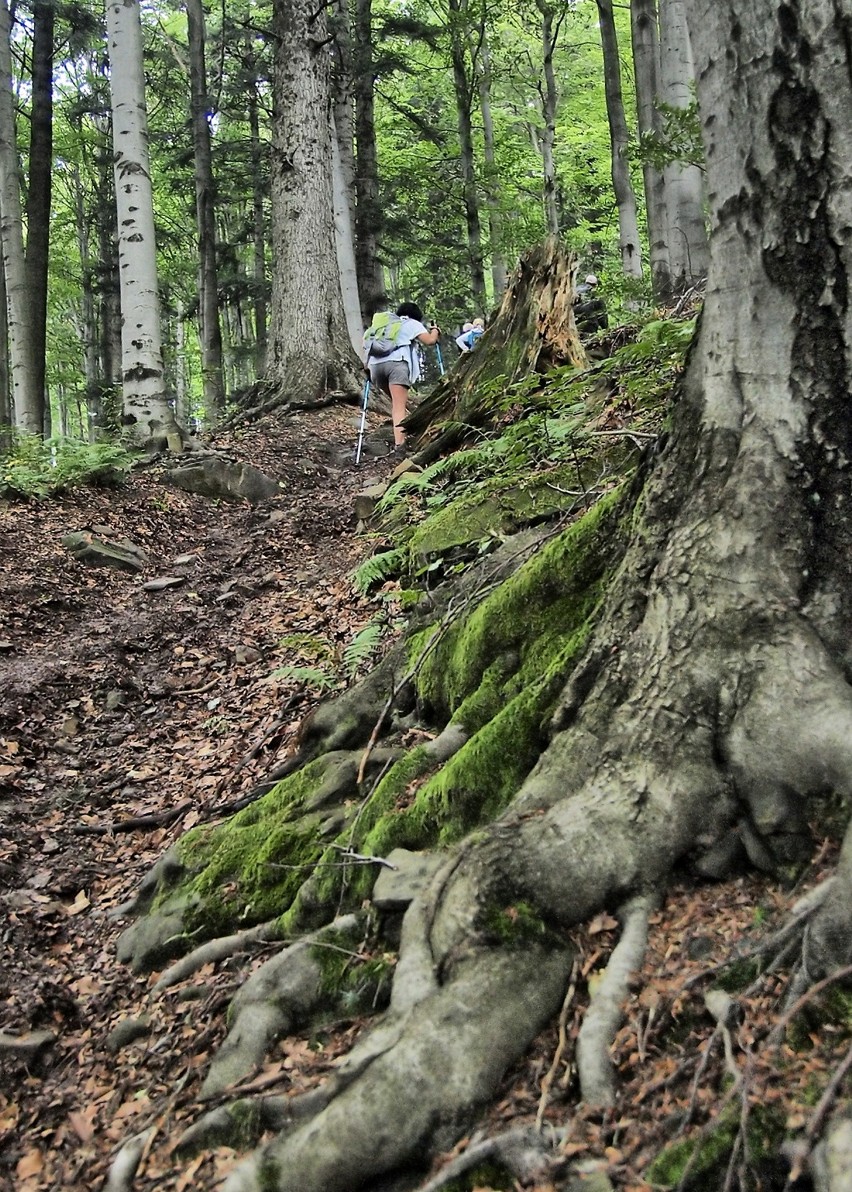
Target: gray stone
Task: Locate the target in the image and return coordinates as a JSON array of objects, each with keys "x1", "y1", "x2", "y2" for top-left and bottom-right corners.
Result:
[
  {"x1": 0, "y1": 1029, "x2": 56, "y2": 1059},
  {"x1": 168, "y1": 457, "x2": 281, "y2": 504},
  {"x1": 106, "y1": 1015, "x2": 152, "y2": 1053},
  {"x1": 141, "y1": 576, "x2": 187, "y2": 592},
  {"x1": 354, "y1": 483, "x2": 387, "y2": 521},
  {"x1": 372, "y1": 848, "x2": 444, "y2": 911},
  {"x1": 62, "y1": 531, "x2": 148, "y2": 573}
]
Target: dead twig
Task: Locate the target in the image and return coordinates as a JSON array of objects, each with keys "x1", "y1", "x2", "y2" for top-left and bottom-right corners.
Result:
[
  {"x1": 72, "y1": 801, "x2": 193, "y2": 836},
  {"x1": 536, "y1": 959, "x2": 578, "y2": 1130}
]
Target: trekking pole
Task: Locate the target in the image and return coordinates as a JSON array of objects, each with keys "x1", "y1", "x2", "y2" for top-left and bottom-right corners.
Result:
[
  {"x1": 354, "y1": 374, "x2": 371, "y2": 465},
  {"x1": 435, "y1": 339, "x2": 445, "y2": 376}
]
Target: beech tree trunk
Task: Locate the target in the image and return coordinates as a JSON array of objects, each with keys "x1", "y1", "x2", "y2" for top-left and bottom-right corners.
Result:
[
  {"x1": 596, "y1": 0, "x2": 642, "y2": 279},
  {"x1": 536, "y1": 0, "x2": 561, "y2": 237},
  {"x1": 26, "y1": 0, "x2": 54, "y2": 432},
  {"x1": 631, "y1": 0, "x2": 671, "y2": 299},
  {"x1": 106, "y1": 0, "x2": 179, "y2": 443},
  {"x1": 265, "y1": 0, "x2": 361, "y2": 402},
  {"x1": 186, "y1": 0, "x2": 224, "y2": 419},
  {"x1": 117, "y1": 3, "x2": 852, "y2": 1188},
  {"x1": 246, "y1": 58, "x2": 268, "y2": 376},
  {"x1": 658, "y1": 0, "x2": 708, "y2": 292},
  {"x1": 476, "y1": 24, "x2": 507, "y2": 298},
  {"x1": 0, "y1": 0, "x2": 40, "y2": 434}
]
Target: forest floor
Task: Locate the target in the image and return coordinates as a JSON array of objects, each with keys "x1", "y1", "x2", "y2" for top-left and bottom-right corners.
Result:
[{"x1": 0, "y1": 403, "x2": 843, "y2": 1192}]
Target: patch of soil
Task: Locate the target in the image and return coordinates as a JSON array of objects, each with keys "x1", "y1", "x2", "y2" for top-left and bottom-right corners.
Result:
[{"x1": 0, "y1": 405, "x2": 401, "y2": 1191}]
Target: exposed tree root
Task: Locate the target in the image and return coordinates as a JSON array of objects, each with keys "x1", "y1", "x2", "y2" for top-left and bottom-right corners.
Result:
[
  {"x1": 103, "y1": 1127, "x2": 156, "y2": 1192},
  {"x1": 152, "y1": 919, "x2": 283, "y2": 994},
  {"x1": 417, "y1": 1126, "x2": 563, "y2": 1191},
  {"x1": 220, "y1": 937, "x2": 573, "y2": 1192},
  {"x1": 577, "y1": 893, "x2": 656, "y2": 1106},
  {"x1": 200, "y1": 913, "x2": 364, "y2": 1097}
]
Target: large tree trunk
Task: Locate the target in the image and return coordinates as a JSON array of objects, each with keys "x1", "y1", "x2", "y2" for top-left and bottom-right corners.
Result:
[
  {"x1": 265, "y1": 0, "x2": 361, "y2": 403},
  {"x1": 106, "y1": 0, "x2": 180, "y2": 444},
  {"x1": 186, "y1": 0, "x2": 224, "y2": 420},
  {"x1": 0, "y1": 0, "x2": 40, "y2": 434},
  {"x1": 596, "y1": 0, "x2": 642, "y2": 279},
  {"x1": 26, "y1": 0, "x2": 54, "y2": 434},
  {"x1": 116, "y1": 3, "x2": 852, "y2": 1188}
]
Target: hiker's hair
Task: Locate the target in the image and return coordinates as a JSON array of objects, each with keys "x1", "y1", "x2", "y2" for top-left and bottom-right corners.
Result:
[
  {"x1": 370, "y1": 294, "x2": 390, "y2": 316},
  {"x1": 396, "y1": 301, "x2": 423, "y2": 322}
]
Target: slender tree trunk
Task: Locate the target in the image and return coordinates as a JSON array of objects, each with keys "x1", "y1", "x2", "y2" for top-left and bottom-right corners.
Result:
[
  {"x1": 26, "y1": 0, "x2": 54, "y2": 428},
  {"x1": 247, "y1": 69, "x2": 267, "y2": 376},
  {"x1": 0, "y1": 260, "x2": 9, "y2": 447},
  {"x1": 0, "y1": 0, "x2": 40, "y2": 433},
  {"x1": 631, "y1": 0, "x2": 671, "y2": 300},
  {"x1": 658, "y1": 0, "x2": 708, "y2": 293},
  {"x1": 105, "y1": 0, "x2": 179, "y2": 443},
  {"x1": 331, "y1": 0, "x2": 357, "y2": 225},
  {"x1": 265, "y1": 0, "x2": 361, "y2": 401},
  {"x1": 352, "y1": 0, "x2": 384, "y2": 319},
  {"x1": 73, "y1": 163, "x2": 100, "y2": 440},
  {"x1": 332, "y1": 116, "x2": 363, "y2": 356},
  {"x1": 596, "y1": 0, "x2": 642, "y2": 279},
  {"x1": 536, "y1": 0, "x2": 560, "y2": 237},
  {"x1": 187, "y1": 0, "x2": 224, "y2": 419},
  {"x1": 448, "y1": 0, "x2": 486, "y2": 311},
  {"x1": 476, "y1": 25, "x2": 506, "y2": 298}
]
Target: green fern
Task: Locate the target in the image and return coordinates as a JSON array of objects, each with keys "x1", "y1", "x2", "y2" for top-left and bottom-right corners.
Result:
[
  {"x1": 351, "y1": 548, "x2": 406, "y2": 594},
  {"x1": 343, "y1": 620, "x2": 385, "y2": 677},
  {"x1": 272, "y1": 664, "x2": 337, "y2": 692}
]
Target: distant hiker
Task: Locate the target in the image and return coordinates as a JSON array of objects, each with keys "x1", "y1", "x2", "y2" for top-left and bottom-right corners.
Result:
[
  {"x1": 363, "y1": 302, "x2": 441, "y2": 449},
  {"x1": 455, "y1": 322, "x2": 474, "y2": 352},
  {"x1": 457, "y1": 317, "x2": 485, "y2": 352},
  {"x1": 574, "y1": 274, "x2": 608, "y2": 335}
]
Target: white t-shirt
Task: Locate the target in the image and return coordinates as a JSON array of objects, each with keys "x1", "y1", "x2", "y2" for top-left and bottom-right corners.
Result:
[{"x1": 382, "y1": 317, "x2": 427, "y2": 383}]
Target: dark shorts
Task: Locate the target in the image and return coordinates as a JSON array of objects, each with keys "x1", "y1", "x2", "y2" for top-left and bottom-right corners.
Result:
[{"x1": 370, "y1": 358, "x2": 411, "y2": 393}]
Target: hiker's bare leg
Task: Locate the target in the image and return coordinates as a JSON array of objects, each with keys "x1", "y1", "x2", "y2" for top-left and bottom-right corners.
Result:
[{"x1": 390, "y1": 384, "x2": 409, "y2": 446}]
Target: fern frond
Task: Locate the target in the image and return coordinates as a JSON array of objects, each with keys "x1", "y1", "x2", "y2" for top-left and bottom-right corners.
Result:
[
  {"x1": 351, "y1": 548, "x2": 406, "y2": 594},
  {"x1": 272, "y1": 664, "x2": 337, "y2": 691},
  {"x1": 343, "y1": 621, "x2": 385, "y2": 676}
]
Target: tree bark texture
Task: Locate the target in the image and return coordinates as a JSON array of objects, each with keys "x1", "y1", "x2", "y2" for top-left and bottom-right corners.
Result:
[
  {"x1": 187, "y1": 0, "x2": 224, "y2": 420},
  {"x1": 0, "y1": 0, "x2": 41, "y2": 433},
  {"x1": 25, "y1": 0, "x2": 54, "y2": 431},
  {"x1": 106, "y1": 0, "x2": 178, "y2": 442},
  {"x1": 448, "y1": 0, "x2": 487, "y2": 312},
  {"x1": 596, "y1": 0, "x2": 643, "y2": 279},
  {"x1": 119, "y1": 4, "x2": 852, "y2": 1187},
  {"x1": 536, "y1": 0, "x2": 561, "y2": 237},
  {"x1": 658, "y1": 0, "x2": 708, "y2": 292},
  {"x1": 630, "y1": 0, "x2": 670, "y2": 299},
  {"x1": 475, "y1": 23, "x2": 507, "y2": 299},
  {"x1": 352, "y1": 0, "x2": 384, "y2": 321},
  {"x1": 246, "y1": 63, "x2": 268, "y2": 376},
  {"x1": 266, "y1": 0, "x2": 361, "y2": 402}
]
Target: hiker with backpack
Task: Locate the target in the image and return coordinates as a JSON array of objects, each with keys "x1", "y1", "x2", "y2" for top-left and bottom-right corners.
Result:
[{"x1": 363, "y1": 302, "x2": 441, "y2": 450}]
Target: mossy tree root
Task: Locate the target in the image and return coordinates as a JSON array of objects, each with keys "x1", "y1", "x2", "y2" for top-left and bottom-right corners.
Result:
[
  {"x1": 153, "y1": 919, "x2": 283, "y2": 995},
  {"x1": 221, "y1": 940, "x2": 574, "y2": 1192},
  {"x1": 199, "y1": 913, "x2": 365, "y2": 1097}
]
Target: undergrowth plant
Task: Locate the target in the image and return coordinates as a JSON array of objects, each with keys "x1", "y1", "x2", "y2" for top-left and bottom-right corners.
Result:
[{"x1": 0, "y1": 434, "x2": 133, "y2": 498}]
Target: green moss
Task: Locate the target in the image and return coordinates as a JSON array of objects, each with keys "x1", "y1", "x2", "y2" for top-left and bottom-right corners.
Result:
[
  {"x1": 483, "y1": 899, "x2": 562, "y2": 948},
  {"x1": 415, "y1": 482, "x2": 627, "y2": 720},
  {"x1": 311, "y1": 931, "x2": 397, "y2": 1014},
  {"x1": 714, "y1": 958, "x2": 762, "y2": 993},
  {"x1": 786, "y1": 985, "x2": 852, "y2": 1051},
  {"x1": 647, "y1": 1105, "x2": 784, "y2": 1189},
  {"x1": 441, "y1": 1162, "x2": 513, "y2": 1192}
]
